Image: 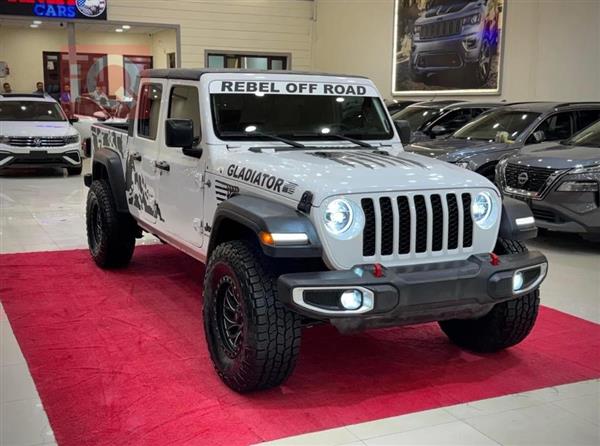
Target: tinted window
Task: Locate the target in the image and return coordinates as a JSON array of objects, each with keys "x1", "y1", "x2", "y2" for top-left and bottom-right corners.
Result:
[
  {"x1": 137, "y1": 83, "x2": 163, "y2": 140},
  {"x1": 437, "y1": 109, "x2": 474, "y2": 132},
  {"x1": 169, "y1": 85, "x2": 201, "y2": 142},
  {"x1": 0, "y1": 101, "x2": 66, "y2": 122},
  {"x1": 212, "y1": 94, "x2": 393, "y2": 141},
  {"x1": 577, "y1": 110, "x2": 600, "y2": 131},
  {"x1": 532, "y1": 112, "x2": 573, "y2": 143},
  {"x1": 454, "y1": 110, "x2": 540, "y2": 142},
  {"x1": 566, "y1": 120, "x2": 600, "y2": 148},
  {"x1": 393, "y1": 106, "x2": 442, "y2": 132}
]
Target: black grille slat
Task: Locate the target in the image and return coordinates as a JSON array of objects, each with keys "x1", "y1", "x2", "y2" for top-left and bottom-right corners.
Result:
[
  {"x1": 505, "y1": 164, "x2": 557, "y2": 193},
  {"x1": 414, "y1": 195, "x2": 428, "y2": 253},
  {"x1": 361, "y1": 198, "x2": 376, "y2": 257},
  {"x1": 431, "y1": 195, "x2": 444, "y2": 252},
  {"x1": 397, "y1": 197, "x2": 411, "y2": 254},
  {"x1": 8, "y1": 137, "x2": 67, "y2": 147},
  {"x1": 421, "y1": 18, "x2": 462, "y2": 39},
  {"x1": 462, "y1": 193, "x2": 473, "y2": 248},
  {"x1": 379, "y1": 197, "x2": 394, "y2": 256},
  {"x1": 447, "y1": 194, "x2": 459, "y2": 250}
]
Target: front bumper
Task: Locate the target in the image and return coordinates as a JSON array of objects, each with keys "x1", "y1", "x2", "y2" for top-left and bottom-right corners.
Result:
[
  {"x1": 411, "y1": 30, "x2": 483, "y2": 74},
  {"x1": 0, "y1": 148, "x2": 82, "y2": 169},
  {"x1": 278, "y1": 251, "x2": 547, "y2": 332}
]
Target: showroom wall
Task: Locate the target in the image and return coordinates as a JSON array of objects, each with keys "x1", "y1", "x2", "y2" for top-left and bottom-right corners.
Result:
[
  {"x1": 312, "y1": 0, "x2": 600, "y2": 101},
  {"x1": 0, "y1": 26, "x2": 153, "y2": 95},
  {"x1": 107, "y1": 0, "x2": 315, "y2": 70},
  {"x1": 152, "y1": 29, "x2": 177, "y2": 69}
]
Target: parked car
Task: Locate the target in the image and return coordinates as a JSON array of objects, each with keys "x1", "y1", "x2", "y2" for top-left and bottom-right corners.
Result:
[
  {"x1": 85, "y1": 68, "x2": 547, "y2": 393},
  {"x1": 496, "y1": 119, "x2": 600, "y2": 241},
  {"x1": 406, "y1": 102, "x2": 600, "y2": 180},
  {"x1": 392, "y1": 100, "x2": 502, "y2": 142},
  {"x1": 0, "y1": 93, "x2": 82, "y2": 175},
  {"x1": 411, "y1": 0, "x2": 501, "y2": 85},
  {"x1": 72, "y1": 95, "x2": 129, "y2": 156},
  {"x1": 385, "y1": 99, "x2": 418, "y2": 114}
]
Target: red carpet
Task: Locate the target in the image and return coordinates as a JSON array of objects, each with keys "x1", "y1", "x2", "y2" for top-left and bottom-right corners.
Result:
[{"x1": 1, "y1": 246, "x2": 600, "y2": 445}]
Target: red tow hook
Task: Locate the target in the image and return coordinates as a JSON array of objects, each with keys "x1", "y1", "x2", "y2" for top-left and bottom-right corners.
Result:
[
  {"x1": 489, "y1": 252, "x2": 501, "y2": 266},
  {"x1": 373, "y1": 263, "x2": 385, "y2": 278}
]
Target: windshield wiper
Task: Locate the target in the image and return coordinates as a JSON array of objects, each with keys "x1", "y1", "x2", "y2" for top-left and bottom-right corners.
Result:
[
  {"x1": 221, "y1": 131, "x2": 305, "y2": 149},
  {"x1": 286, "y1": 132, "x2": 374, "y2": 148}
]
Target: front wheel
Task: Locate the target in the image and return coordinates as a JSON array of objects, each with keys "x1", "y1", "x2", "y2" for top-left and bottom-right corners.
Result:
[
  {"x1": 439, "y1": 239, "x2": 540, "y2": 352},
  {"x1": 467, "y1": 40, "x2": 492, "y2": 86},
  {"x1": 203, "y1": 240, "x2": 302, "y2": 393}
]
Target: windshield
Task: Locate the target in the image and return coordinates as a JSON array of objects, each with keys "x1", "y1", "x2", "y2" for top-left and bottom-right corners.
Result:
[
  {"x1": 392, "y1": 106, "x2": 443, "y2": 132},
  {"x1": 0, "y1": 101, "x2": 66, "y2": 122},
  {"x1": 566, "y1": 121, "x2": 600, "y2": 148},
  {"x1": 211, "y1": 94, "x2": 393, "y2": 141},
  {"x1": 453, "y1": 110, "x2": 540, "y2": 142}
]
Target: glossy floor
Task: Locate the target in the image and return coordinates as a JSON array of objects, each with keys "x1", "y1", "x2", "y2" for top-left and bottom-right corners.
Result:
[{"x1": 1, "y1": 164, "x2": 599, "y2": 446}]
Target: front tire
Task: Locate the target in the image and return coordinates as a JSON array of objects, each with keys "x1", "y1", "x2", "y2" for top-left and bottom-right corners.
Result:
[
  {"x1": 86, "y1": 179, "x2": 136, "y2": 268},
  {"x1": 439, "y1": 239, "x2": 540, "y2": 353},
  {"x1": 203, "y1": 240, "x2": 302, "y2": 393}
]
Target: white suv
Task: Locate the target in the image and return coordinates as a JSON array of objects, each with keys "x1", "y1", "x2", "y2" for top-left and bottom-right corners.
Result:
[{"x1": 0, "y1": 94, "x2": 83, "y2": 175}]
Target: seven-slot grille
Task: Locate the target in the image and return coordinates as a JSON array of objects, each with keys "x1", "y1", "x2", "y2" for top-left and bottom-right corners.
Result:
[
  {"x1": 419, "y1": 19, "x2": 463, "y2": 39},
  {"x1": 7, "y1": 137, "x2": 68, "y2": 148},
  {"x1": 504, "y1": 163, "x2": 557, "y2": 193},
  {"x1": 361, "y1": 193, "x2": 473, "y2": 259}
]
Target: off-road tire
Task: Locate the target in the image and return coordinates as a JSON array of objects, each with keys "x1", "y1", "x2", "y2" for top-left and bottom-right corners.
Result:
[
  {"x1": 203, "y1": 240, "x2": 302, "y2": 393},
  {"x1": 86, "y1": 179, "x2": 136, "y2": 268},
  {"x1": 439, "y1": 238, "x2": 540, "y2": 353},
  {"x1": 67, "y1": 166, "x2": 83, "y2": 176}
]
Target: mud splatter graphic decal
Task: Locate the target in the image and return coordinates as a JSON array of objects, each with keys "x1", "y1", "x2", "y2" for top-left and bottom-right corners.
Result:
[
  {"x1": 311, "y1": 151, "x2": 428, "y2": 169},
  {"x1": 124, "y1": 148, "x2": 164, "y2": 222},
  {"x1": 91, "y1": 126, "x2": 128, "y2": 158}
]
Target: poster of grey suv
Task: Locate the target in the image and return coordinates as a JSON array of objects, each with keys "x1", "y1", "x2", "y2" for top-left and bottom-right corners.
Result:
[{"x1": 393, "y1": 0, "x2": 504, "y2": 95}]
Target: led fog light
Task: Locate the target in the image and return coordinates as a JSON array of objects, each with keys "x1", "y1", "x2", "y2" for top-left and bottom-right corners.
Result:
[
  {"x1": 513, "y1": 272, "x2": 525, "y2": 292},
  {"x1": 340, "y1": 290, "x2": 363, "y2": 310}
]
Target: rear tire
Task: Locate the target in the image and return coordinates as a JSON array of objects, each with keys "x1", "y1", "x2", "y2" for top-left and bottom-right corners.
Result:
[
  {"x1": 439, "y1": 239, "x2": 540, "y2": 353},
  {"x1": 86, "y1": 179, "x2": 136, "y2": 268},
  {"x1": 203, "y1": 240, "x2": 302, "y2": 393}
]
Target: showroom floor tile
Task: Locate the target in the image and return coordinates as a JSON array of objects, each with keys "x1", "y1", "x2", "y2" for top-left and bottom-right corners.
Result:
[{"x1": 2, "y1": 165, "x2": 600, "y2": 445}]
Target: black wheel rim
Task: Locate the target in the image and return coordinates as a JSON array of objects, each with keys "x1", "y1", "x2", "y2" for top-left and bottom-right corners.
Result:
[
  {"x1": 216, "y1": 275, "x2": 244, "y2": 358},
  {"x1": 89, "y1": 200, "x2": 103, "y2": 250},
  {"x1": 479, "y1": 42, "x2": 491, "y2": 82}
]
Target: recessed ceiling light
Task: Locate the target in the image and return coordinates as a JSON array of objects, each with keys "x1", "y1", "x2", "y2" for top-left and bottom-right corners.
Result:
[
  {"x1": 122, "y1": 25, "x2": 131, "y2": 30},
  {"x1": 115, "y1": 28, "x2": 124, "y2": 33},
  {"x1": 33, "y1": 20, "x2": 42, "y2": 25},
  {"x1": 30, "y1": 24, "x2": 39, "y2": 28}
]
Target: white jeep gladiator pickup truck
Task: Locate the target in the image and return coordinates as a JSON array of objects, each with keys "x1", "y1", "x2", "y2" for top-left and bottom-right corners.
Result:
[{"x1": 85, "y1": 69, "x2": 548, "y2": 393}]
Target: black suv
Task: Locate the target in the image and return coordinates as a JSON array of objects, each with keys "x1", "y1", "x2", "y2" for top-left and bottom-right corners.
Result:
[
  {"x1": 497, "y1": 120, "x2": 600, "y2": 241},
  {"x1": 392, "y1": 100, "x2": 502, "y2": 142},
  {"x1": 406, "y1": 102, "x2": 600, "y2": 180}
]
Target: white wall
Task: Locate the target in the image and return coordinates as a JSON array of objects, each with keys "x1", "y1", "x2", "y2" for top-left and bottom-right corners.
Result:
[
  {"x1": 312, "y1": 0, "x2": 600, "y2": 102},
  {"x1": 108, "y1": 0, "x2": 315, "y2": 70}
]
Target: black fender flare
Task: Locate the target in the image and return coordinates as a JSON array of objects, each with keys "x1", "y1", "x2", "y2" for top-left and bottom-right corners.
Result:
[
  {"x1": 92, "y1": 148, "x2": 129, "y2": 213},
  {"x1": 499, "y1": 197, "x2": 538, "y2": 241},
  {"x1": 209, "y1": 195, "x2": 322, "y2": 258}
]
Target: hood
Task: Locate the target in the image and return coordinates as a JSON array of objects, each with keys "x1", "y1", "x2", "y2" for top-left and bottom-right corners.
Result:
[
  {"x1": 509, "y1": 142, "x2": 600, "y2": 170},
  {"x1": 214, "y1": 146, "x2": 496, "y2": 206},
  {"x1": 418, "y1": 1, "x2": 480, "y2": 22},
  {"x1": 0, "y1": 121, "x2": 76, "y2": 138},
  {"x1": 406, "y1": 138, "x2": 512, "y2": 162}
]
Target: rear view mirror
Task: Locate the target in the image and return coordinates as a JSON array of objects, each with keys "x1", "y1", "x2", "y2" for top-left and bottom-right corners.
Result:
[
  {"x1": 166, "y1": 118, "x2": 202, "y2": 158},
  {"x1": 68, "y1": 117, "x2": 79, "y2": 124},
  {"x1": 532, "y1": 130, "x2": 546, "y2": 144},
  {"x1": 394, "y1": 120, "x2": 412, "y2": 145}
]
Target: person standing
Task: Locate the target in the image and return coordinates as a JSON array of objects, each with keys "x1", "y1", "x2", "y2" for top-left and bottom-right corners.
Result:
[
  {"x1": 60, "y1": 84, "x2": 73, "y2": 117},
  {"x1": 33, "y1": 82, "x2": 45, "y2": 94}
]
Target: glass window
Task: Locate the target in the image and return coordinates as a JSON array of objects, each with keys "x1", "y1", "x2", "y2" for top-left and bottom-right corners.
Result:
[
  {"x1": 211, "y1": 94, "x2": 393, "y2": 141},
  {"x1": 123, "y1": 56, "x2": 153, "y2": 98},
  {"x1": 168, "y1": 85, "x2": 202, "y2": 142},
  {"x1": 392, "y1": 106, "x2": 443, "y2": 132},
  {"x1": 532, "y1": 112, "x2": 573, "y2": 143},
  {"x1": 454, "y1": 110, "x2": 541, "y2": 142},
  {"x1": 577, "y1": 110, "x2": 600, "y2": 131},
  {"x1": 137, "y1": 83, "x2": 163, "y2": 140},
  {"x1": 565, "y1": 120, "x2": 600, "y2": 148},
  {"x1": 244, "y1": 57, "x2": 268, "y2": 70},
  {"x1": 208, "y1": 55, "x2": 225, "y2": 68},
  {"x1": 271, "y1": 59, "x2": 285, "y2": 70},
  {"x1": 0, "y1": 101, "x2": 66, "y2": 122},
  {"x1": 436, "y1": 109, "x2": 473, "y2": 132},
  {"x1": 207, "y1": 53, "x2": 288, "y2": 70}
]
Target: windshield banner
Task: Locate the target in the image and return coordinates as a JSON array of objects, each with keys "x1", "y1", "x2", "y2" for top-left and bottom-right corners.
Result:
[{"x1": 209, "y1": 81, "x2": 378, "y2": 97}]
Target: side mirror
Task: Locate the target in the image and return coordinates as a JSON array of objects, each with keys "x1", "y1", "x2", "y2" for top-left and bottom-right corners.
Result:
[
  {"x1": 165, "y1": 118, "x2": 202, "y2": 158},
  {"x1": 93, "y1": 111, "x2": 108, "y2": 122},
  {"x1": 532, "y1": 130, "x2": 546, "y2": 144},
  {"x1": 394, "y1": 119, "x2": 412, "y2": 145},
  {"x1": 430, "y1": 125, "x2": 447, "y2": 137},
  {"x1": 68, "y1": 117, "x2": 79, "y2": 124}
]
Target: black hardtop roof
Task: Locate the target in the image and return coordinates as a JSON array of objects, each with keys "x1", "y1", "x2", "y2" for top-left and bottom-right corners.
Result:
[{"x1": 141, "y1": 68, "x2": 369, "y2": 81}]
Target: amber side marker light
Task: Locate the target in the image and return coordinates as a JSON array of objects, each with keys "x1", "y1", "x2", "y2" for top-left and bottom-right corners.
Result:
[{"x1": 259, "y1": 232, "x2": 309, "y2": 246}]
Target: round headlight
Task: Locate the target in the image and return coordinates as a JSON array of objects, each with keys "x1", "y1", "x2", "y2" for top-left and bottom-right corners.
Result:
[
  {"x1": 472, "y1": 192, "x2": 496, "y2": 230},
  {"x1": 324, "y1": 199, "x2": 353, "y2": 235}
]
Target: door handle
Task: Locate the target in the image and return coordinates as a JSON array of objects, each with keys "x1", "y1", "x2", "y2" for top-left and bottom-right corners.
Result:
[
  {"x1": 155, "y1": 160, "x2": 170, "y2": 172},
  {"x1": 130, "y1": 152, "x2": 142, "y2": 162}
]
